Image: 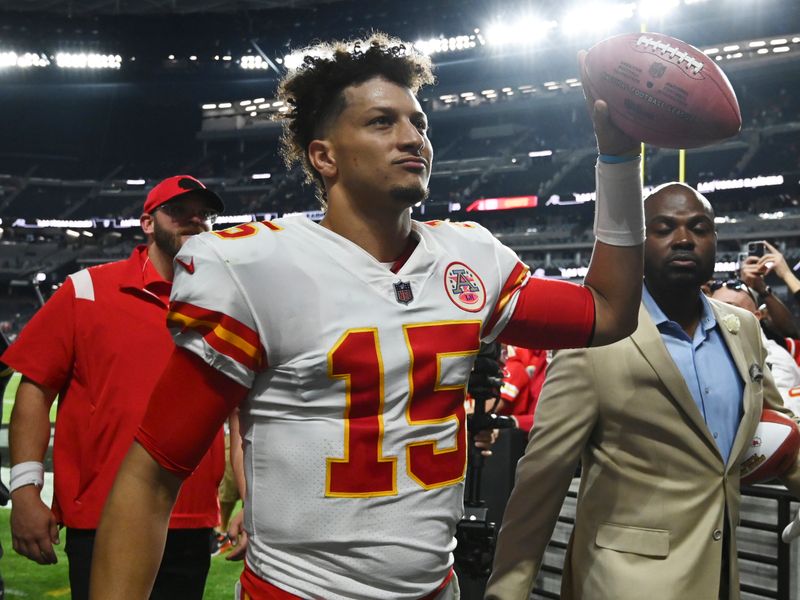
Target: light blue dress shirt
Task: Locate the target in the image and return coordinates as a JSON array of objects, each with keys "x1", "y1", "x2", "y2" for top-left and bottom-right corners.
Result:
[{"x1": 642, "y1": 285, "x2": 744, "y2": 464}]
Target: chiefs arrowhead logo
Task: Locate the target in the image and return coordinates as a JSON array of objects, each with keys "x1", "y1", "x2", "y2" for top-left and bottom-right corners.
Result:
[{"x1": 175, "y1": 257, "x2": 195, "y2": 274}]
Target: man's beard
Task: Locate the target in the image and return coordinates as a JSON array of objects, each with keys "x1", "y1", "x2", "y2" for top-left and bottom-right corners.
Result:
[
  {"x1": 153, "y1": 219, "x2": 184, "y2": 259},
  {"x1": 390, "y1": 184, "x2": 429, "y2": 205}
]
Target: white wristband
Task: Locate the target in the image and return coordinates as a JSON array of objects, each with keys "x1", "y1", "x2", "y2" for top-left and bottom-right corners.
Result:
[
  {"x1": 593, "y1": 157, "x2": 645, "y2": 246},
  {"x1": 10, "y1": 461, "x2": 45, "y2": 494}
]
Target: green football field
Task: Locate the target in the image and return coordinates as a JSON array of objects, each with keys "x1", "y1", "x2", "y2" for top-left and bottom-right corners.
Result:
[
  {"x1": 3, "y1": 373, "x2": 59, "y2": 424},
  {"x1": 0, "y1": 508, "x2": 245, "y2": 598}
]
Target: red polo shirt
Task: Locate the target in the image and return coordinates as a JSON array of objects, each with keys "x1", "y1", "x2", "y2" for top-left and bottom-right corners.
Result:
[{"x1": 3, "y1": 245, "x2": 224, "y2": 529}]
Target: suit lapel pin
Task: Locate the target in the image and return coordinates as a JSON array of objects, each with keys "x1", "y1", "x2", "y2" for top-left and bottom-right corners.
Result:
[{"x1": 749, "y1": 363, "x2": 764, "y2": 382}]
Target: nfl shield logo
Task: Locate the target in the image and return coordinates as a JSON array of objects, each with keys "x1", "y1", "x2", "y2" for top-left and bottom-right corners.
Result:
[
  {"x1": 394, "y1": 281, "x2": 413, "y2": 305},
  {"x1": 648, "y1": 62, "x2": 667, "y2": 78}
]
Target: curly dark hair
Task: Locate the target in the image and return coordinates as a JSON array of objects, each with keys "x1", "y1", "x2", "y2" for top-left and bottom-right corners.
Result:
[{"x1": 277, "y1": 32, "x2": 435, "y2": 207}]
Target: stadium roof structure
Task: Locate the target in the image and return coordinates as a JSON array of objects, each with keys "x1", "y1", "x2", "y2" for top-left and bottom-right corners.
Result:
[{"x1": 0, "y1": 0, "x2": 346, "y2": 15}]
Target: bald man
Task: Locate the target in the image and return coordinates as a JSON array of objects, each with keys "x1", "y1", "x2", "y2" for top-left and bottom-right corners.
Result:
[{"x1": 486, "y1": 183, "x2": 800, "y2": 600}]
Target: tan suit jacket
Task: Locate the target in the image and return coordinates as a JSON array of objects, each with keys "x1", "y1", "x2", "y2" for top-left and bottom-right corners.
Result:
[{"x1": 486, "y1": 300, "x2": 800, "y2": 600}]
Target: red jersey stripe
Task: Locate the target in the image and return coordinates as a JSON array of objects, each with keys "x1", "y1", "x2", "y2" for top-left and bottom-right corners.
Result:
[
  {"x1": 167, "y1": 302, "x2": 265, "y2": 371},
  {"x1": 169, "y1": 301, "x2": 261, "y2": 348},
  {"x1": 240, "y1": 563, "x2": 454, "y2": 599},
  {"x1": 483, "y1": 261, "x2": 529, "y2": 335}
]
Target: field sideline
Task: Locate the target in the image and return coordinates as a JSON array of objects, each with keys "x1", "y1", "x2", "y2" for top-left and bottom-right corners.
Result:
[
  {"x1": 0, "y1": 507, "x2": 245, "y2": 598},
  {"x1": 2, "y1": 375, "x2": 244, "y2": 597}
]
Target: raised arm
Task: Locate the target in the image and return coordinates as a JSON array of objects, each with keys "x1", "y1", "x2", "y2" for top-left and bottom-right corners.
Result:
[{"x1": 578, "y1": 51, "x2": 644, "y2": 346}]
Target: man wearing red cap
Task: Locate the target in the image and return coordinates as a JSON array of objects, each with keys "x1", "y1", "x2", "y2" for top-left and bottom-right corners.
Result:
[{"x1": 4, "y1": 175, "x2": 226, "y2": 600}]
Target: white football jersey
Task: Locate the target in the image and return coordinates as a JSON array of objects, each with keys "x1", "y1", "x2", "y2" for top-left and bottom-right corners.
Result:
[{"x1": 169, "y1": 215, "x2": 528, "y2": 598}]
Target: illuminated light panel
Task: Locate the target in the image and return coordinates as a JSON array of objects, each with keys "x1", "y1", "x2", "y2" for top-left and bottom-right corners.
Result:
[
  {"x1": 218, "y1": 102, "x2": 232, "y2": 108},
  {"x1": 748, "y1": 41, "x2": 766, "y2": 48},
  {"x1": 414, "y1": 35, "x2": 478, "y2": 56},
  {"x1": 722, "y1": 45, "x2": 740, "y2": 52},
  {"x1": 773, "y1": 46, "x2": 791, "y2": 53},
  {"x1": 466, "y1": 196, "x2": 538, "y2": 212},
  {"x1": 638, "y1": 0, "x2": 679, "y2": 20},
  {"x1": 241, "y1": 55, "x2": 269, "y2": 70},
  {"x1": 757, "y1": 48, "x2": 769, "y2": 55},
  {"x1": 485, "y1": 17, "x2": 557, "y2": 46},
  {"x1": 252, "y1": 173, "x2": 272, "y2": 180},
  {"x1": 240, "y1": 100, "x2": 252, "y2": 106},
  {"x1": 696, "y1": 175, "x2": 783, "y2": 194},
  {"x1": 770, "y1": 39, "x2": 788, "y2": 45},
  {"x1": 528, "y1": 150, "x2": 553, "y2": 157},
  {"x1": 704, "y1": 47, "x2": 719, "y2": 55},
  {"x1": 126, "y1": 179, "x2": 146, "y2": 185},
  {"x1": 563, "y1": 2, "x2": 636, "y2": 34},
  {"x1": 55, "y1": 52, "x2": 122, "y2": 69}
]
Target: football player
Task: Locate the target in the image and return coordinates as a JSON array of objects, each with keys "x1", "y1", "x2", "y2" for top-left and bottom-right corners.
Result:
[{"x1": 90, "y1": 33, "x2": 644, "y2": 599}]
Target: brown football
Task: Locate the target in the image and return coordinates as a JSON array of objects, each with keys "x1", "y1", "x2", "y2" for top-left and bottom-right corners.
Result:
[{"x1": 583, "y1": 32, "x2": 742, "y2": 149}]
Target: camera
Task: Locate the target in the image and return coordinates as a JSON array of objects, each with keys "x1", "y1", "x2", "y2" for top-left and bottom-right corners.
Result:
[{"x1": 747, "y1": 241, "x2": 766, "y2": 258}]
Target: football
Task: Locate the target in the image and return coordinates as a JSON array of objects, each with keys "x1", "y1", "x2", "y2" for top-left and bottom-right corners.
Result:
[
  {"x1": 583, "y1": 32, "x2": 742, "y2": 149},
  {"x1": 741, "y1": 409, "x2": 800, "y2": 485}
]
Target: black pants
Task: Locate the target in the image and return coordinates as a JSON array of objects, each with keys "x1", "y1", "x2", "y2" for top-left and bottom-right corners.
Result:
[{"x1": 65, "y1": 527, "x2": 212, "y2": 600}]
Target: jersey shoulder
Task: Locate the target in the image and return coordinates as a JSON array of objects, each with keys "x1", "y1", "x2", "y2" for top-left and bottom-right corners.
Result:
[
  {"x1": 186, "y1": 218, "x2": 294, "y2": 264},
  {"x1": 417, "y1": 219, "x2": 500, "y2": 249}
]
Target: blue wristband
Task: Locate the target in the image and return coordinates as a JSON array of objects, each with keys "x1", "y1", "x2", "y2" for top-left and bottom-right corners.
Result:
[{"x1": 598, "y1": 153, "x2": 641, "y2": 164}]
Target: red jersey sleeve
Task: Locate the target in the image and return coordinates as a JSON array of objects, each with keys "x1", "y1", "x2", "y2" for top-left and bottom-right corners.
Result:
[
  {"x1": 497, "y1": 277, "x2": 595, "y2": 350},
  {"x1": 136, "y1": 347, "x2": 248, "y2": 479},
  {"x1": 499, "y1": 356, "x2": 528, "y2": 404},
  {"x1": 1, "y1": 278, "x2": 76, "y2": 393}
]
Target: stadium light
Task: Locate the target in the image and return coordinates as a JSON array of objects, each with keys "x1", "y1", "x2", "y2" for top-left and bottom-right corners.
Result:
[
  {"x1": 562, "y1": 3, "x2": 636, "y2": 35},
  {"x1": 414, "y1": 36, "x2": 473, "y2": 56},
  {"x1": 638, "y1": 0, "x2": 679, "y2": 21},
  {"x1": 240, "y1": 55, "x2": 268, "y2": 70},
  {"x1": 55, "y1": 52, "x2": 122, "y2": 70},
  {"x1": 485, "y1": 16, "x2": 557, "y2": 46},
  {"x1": 0, "y1": 51, "x2": 50, "y2": 69}
]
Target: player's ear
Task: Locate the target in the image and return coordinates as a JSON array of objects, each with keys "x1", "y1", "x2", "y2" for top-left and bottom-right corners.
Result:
[
  {"x1": 141, "y1": 213, "x2": 155, "y2": 235},
  {"x1": 308, "y1": 140, "x2": 336, "y2": 180}
]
